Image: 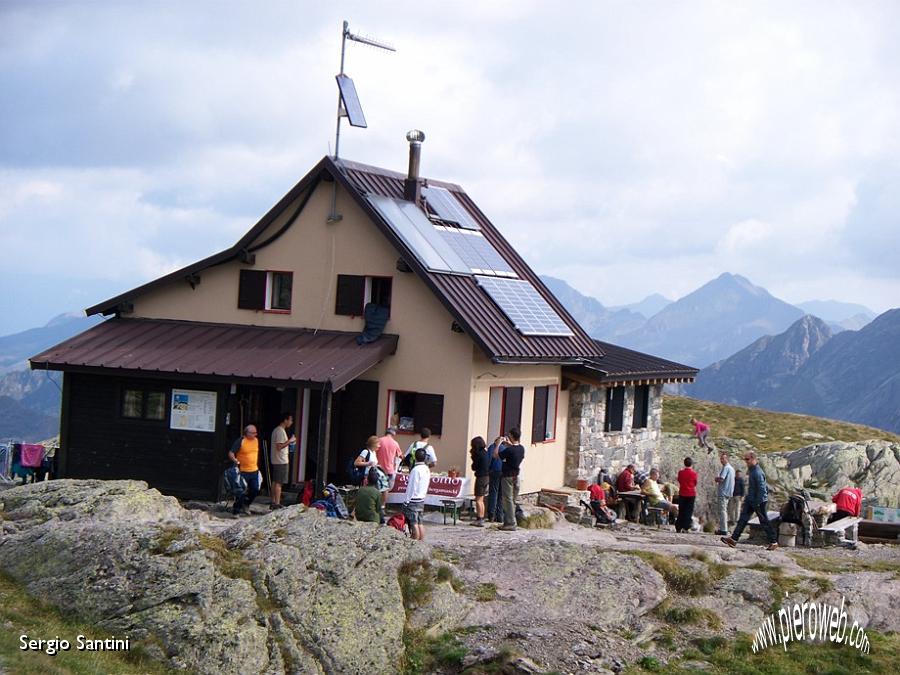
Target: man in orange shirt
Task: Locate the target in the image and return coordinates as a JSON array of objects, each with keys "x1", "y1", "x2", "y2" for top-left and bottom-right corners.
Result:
[
  {"x1": 228, "y1": 425, "x2": 260, "y2": 516},
  {"x1": 376, "y1": 427, "x2": 404, "y2": 489}
]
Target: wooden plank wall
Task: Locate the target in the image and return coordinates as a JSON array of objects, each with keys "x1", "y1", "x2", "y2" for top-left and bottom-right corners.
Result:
[{"x1": 64, "y1": 373, "x2": 226, "y2": 501}]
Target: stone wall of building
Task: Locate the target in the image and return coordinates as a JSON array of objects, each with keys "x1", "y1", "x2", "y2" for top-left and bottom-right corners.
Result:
[{"x1": 565, "y1": 383, "x2": 664, "y2": 486}]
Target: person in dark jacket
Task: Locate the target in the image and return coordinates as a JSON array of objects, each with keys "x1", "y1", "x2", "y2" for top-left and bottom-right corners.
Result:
[
  {"x1": 721, "y1": 451, "x2": 778, "y2": 550},
  {"x1": 495, "y1": 428, "x2": 525, "y2": 531},
  {"x1": 487, "y1": 437, "x2": 505, "y2": 522},
  {"x1": 469, "y1": 436, "x2": 491, "y2": 527}
]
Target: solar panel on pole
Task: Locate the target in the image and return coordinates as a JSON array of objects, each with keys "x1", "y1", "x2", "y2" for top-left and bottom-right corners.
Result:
[
  {"x1": 336, "y1": 74, "x2": 367, "y2": 128},
  {"x1": 476, "y1": 276, "x2": 574, "y2": 337},
  {"x1": 422, "y1": 186, "x2": 480, "y2": 230}
]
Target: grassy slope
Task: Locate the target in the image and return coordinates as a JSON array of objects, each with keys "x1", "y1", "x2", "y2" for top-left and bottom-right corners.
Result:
[
  {"x1": 0, "y1": 573, "x2": 174, "y2": 675},
  {"x1": 663, "y1": 396, "x2": 900, "y2": 454}
]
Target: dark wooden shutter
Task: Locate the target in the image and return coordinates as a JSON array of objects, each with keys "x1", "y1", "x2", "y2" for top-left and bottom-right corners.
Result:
[
  {"x1": 605, "y1": 387, "x2": 625, "y2": 432},
  {"x1": 335, "y1": 274, "x2": 365, "y2": 316},
  {"x1": 503, "y1": 387, "x2": 523, "y2": 435},
  {"x1": 237, "y1": 270, "x2": 266, "y2": 310},
  {"x1": 531, "y1": 385, "x2": 548, "y2": 443},
  {"x1": 413, "y1": 393, "x2": 444, "y2": 435},
  {"x1": 632, "y1": 385, "x2": 649, "y2": 429}
]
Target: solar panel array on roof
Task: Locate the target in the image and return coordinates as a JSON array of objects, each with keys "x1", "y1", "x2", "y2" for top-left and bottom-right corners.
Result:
[
  {"x1": 437, "y1": 227, "x2": 517, "y2": 278},
  {"x1": 368, "y1": 195, "x2": 469, "y2": 274},
  {"x1": 336, "y1": 74, "x2": 367, "y2": 128},
  {"x1": 476, "y1": 276, "x2": 574, "y2": 337},
  {"x1": 422, "y1": 186, "x2": 480, "y2": 230}
]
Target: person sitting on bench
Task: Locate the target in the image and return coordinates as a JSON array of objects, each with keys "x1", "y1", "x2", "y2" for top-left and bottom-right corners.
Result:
[
  {"x1": 641, "y1": 468, "x2": 678, "y2": 519},
  {"x1": 830, "y1": 486, "x2": 863, "y2": 522},
  {"x1": 587, "y1": 474, "x2": 616, "y2": 525}
]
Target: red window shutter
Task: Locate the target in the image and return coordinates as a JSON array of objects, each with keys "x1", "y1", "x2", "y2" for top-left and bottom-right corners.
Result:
[{"x1": 238, "y1": 270, "x2": 266, "y2": 310}]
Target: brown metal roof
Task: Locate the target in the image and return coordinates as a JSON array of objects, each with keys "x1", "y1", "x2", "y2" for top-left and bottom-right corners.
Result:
[
  {"x1": 335, "y1": 159, "x2": 603, "y2": 362},
  {"x1": 564, "y1": 340, "x2": 698, "y2": 385},
  {"x1": 30, "y1": 318, "x2": 398, "y2": 390}
]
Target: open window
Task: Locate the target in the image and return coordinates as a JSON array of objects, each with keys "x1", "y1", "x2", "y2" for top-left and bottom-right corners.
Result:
[
  {"x1": 632, "y1": 385, "x2": 650, "y2": 430},
  {"x1": 487, "y1": 386, "x2": 523, "y2": 440},
  {"x1": 387, "y1": 390, "x2": 443, "y2": 435},
  {"x1": 531, "y1": 384, "x2": 559, "y2": 443},
  {"x1": 604, "y1": 386, "x2": 625, "y2": 432},
  {"x1": 335, "y1": 274, "x2": 392, "y2": 317},
  {"x1": 238, "y1": 269, "x2": 293, "y2": 312},
  {"x1": 121, "y1": 387, "x2": 167, "y2": 421}
]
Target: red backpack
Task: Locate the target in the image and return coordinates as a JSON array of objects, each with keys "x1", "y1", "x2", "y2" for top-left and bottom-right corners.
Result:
[{"x1": 387, "y1": 513, "x2": 407, "y2": 534}]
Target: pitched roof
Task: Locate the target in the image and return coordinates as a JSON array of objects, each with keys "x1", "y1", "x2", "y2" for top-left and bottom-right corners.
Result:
[
  {"x1": 87, "y1": 155, "x2": 602, "y2": 364},
  {"x1": 564, "y1": 340, "x2": 698, "y2": 386},
  {"x1": 29, "y1": 317, "x2": 398, "y2": 390}
]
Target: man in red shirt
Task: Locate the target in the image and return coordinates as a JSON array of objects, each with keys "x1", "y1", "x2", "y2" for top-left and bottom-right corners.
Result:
[
  {"x1": 616, "y1": 464, "x2": 636, "y2": 493},
  {"x1": 830, "y1": 486, "x2": 863, "y2": 521},
  {"x1": 676, "y1": 457, "x2": 698, "y2": 533},
  {"x1": 376, "y1": 427, "x2": 404, "y2": 504}
]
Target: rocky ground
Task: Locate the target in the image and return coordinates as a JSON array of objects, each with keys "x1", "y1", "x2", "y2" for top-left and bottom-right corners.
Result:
[{"x1": 1, "y1": 479, "x2": 898, "y2": 674}]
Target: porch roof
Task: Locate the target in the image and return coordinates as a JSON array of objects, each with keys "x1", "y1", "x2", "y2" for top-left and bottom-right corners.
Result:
[{"x1": 29, "y1": 318, "x2": 398, "y2": 390}]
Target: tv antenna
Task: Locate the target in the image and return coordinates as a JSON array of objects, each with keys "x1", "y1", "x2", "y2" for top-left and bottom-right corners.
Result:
[{"x1": 333, "y1": 20, "x2": 395, "y2": 160}]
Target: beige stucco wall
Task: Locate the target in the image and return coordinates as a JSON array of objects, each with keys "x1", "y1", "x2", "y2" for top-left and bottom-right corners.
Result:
[
  {"x1": 467, "y1": 352, "x2": 569, "y2": 494},
  {"x1": 132, "y1": 182, "x2": 475, "y2": 469}
]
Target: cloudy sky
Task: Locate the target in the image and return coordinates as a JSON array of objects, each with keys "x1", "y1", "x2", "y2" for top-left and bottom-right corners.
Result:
[{"x1": 1, "y1": 1, "x2": 898, "y2": 334}]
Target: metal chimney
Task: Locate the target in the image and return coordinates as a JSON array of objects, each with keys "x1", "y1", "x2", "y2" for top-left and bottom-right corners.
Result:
[{"x1": 404, "y1": 129, "x2": 425, "y2": 203}]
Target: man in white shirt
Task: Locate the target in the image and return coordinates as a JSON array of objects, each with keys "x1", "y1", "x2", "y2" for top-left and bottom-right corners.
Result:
[
  {"x1": 405, "y1": 427, "x2": 437, "y2": 469},
  {"x1": 269, "y1": 413, "x2": 295, "y2": 510},
  {"x1": 404, "y1": 447, "x2": 431, "y2": 540}
]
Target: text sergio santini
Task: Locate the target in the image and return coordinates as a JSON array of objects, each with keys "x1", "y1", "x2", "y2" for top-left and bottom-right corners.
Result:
[{"x1": 20, "y1": 634, "x2": 130, "y2": 655}]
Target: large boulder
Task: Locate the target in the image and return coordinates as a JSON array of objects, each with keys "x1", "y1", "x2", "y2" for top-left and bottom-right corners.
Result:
[{"x1": 0, "y1": 479, "x2": 426, "y2": 674}]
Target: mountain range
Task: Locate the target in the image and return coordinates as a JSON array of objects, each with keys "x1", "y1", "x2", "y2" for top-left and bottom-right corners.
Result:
[{"x1": 690, "y1": 310, "x2": 900, "y2": 433}]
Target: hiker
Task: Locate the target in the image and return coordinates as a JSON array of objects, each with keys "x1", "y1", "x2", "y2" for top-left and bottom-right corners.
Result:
[
  {"x1": 486, "y1": 436, "x2": 505, "y2": 523},
  {"x1": 588, "y1": 472, "x2": 617, "y2": 525},
  {"x1": 829, "y1": 486, "x2": 863, "y2": 522},
  {"x1": 404, "y1": 447, "x2": 431, "y2": 540},
  {"x1": 269, "y1": 412, "x2": 295, "y2": 510},
  {"x1": 675, "y1": 457, "x2": 697, "y2": 533},
  {"x1": 469, "y1": 436, "x2": 491, "y2": 527},
  {"x1": 714, "y1": 451, "x2": 735, "y2": 535},
  {"x1": 353, "y1": 467, "x2": 384, "y2": 524},
  {"x1": 730, "y1": 469, "x2": 745, "y2": 525},
  {"x1": 721, "y1": 451, "x2": 778, "y2": 551},
  {"x1": 690, "y1": 417, "x2": 713, "y2": 453},
  {"x1": 355, "y1": 435, "x2": 380, "y2": 476},
  {"x1": 405, "y1": 428, "x2": 437, "y2": 469},
  {"x1": 494, "y1": 428, "x2": 525, "y2": 531},
  {"x1": 641, "y1": 468, "x2": 678, "y2": 517},
  {"x1": 227, "y1": 425, "x2": 260, "y2": 516},
  {"x1": 376, "y1": 426, "x2": 403, "y2": 493}
]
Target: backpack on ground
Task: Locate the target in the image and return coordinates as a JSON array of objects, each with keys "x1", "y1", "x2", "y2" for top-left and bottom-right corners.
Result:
[
  {"x1": 311, "y1": 483, "x2": 350, "y2": 519},
  {"x1": 387, "y1": 513, "x2": 407, "y2": 534},
  {"x1": 780, "y1": 494, "x2": 807, "y2": 525}
]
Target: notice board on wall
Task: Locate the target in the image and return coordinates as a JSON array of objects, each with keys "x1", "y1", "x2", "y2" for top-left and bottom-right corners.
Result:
[{"x1": 170, "y1": 389, "x2": 217, "y2": 433}]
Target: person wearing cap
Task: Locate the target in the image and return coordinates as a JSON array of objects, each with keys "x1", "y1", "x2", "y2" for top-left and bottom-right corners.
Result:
[{"x1": 376, "y1": 426, "x2": 404, "y2": 496}]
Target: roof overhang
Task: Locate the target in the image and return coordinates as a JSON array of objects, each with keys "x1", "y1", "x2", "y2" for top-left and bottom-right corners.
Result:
[{"x1": 29, "y1": 318, "x2": 398, "y2": 391}]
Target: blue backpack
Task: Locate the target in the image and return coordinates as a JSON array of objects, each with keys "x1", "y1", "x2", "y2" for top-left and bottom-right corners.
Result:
[{"x1": 223, "y1": 464, "x2": 246, "y2": 499}]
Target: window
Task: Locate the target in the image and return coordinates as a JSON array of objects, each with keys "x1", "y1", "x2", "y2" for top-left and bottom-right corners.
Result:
[
  {"x1": 531, "y1": 384, "x2": 559, "y2": 443},
  {"x1": 632, "y1": 385, "x2": 650, "y2": 430},
  {"x1": 487, "y1": 386, "x2": 523, "y2": 439},
  {"x1": 122, "y1": 388, "x2": 167, "y2": 421},
  {"x1": 238, "y1": 269, "x2": 293, "y2": 312},
  {"x1": 604, "y1": 386, "x2": 625, "y2": 432},
  {"x1": 335, "y1": 274, "x2": 392, "y2": 316},
  {"x1": 387, "y1": 390, "x2": 443, "y2": 435}
]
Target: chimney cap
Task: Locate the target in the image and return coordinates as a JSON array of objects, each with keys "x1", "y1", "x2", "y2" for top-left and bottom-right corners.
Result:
[{"x1": 406, "y1": 129, "x2": 425, "y2": 143}]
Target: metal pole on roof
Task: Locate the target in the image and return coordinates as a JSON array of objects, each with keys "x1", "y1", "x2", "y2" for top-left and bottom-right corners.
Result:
[{"x1": 333, "y1": 21, "x2": 349, "y2": 161}]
